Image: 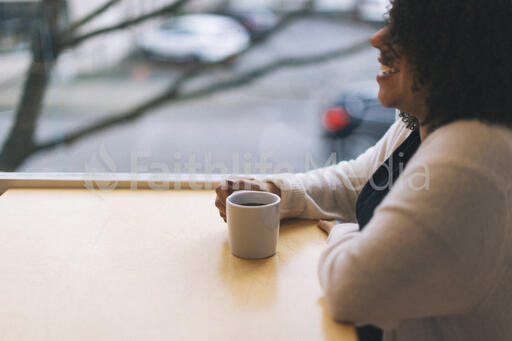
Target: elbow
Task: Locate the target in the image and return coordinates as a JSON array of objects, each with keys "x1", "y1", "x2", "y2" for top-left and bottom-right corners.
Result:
[
  {"x1": 319, "y1": 254, "x2": 369, "y2": 324},
  {"x1": 318, "y1": 231, "x2": 393, "y2": 327},
  {"x1": 319, "y1": 249, "x2": 384, "y2": 327},
  {"x1": 323, "y1": 280, "x2": 367, "y2": 324},
  {"x1": 322, "y1": 272, "x2": 399, "y2": 330}
]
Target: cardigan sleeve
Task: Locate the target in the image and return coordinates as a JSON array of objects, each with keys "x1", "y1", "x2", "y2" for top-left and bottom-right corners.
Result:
[
  {"x1": 263, "y1": 120, "x2": 411, "y2": 220},
  {"x1": 317, "y1": 138, "x2": 509, "y2": 330}
]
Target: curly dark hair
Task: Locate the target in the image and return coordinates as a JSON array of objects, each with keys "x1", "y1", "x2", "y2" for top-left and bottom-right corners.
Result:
[{"x1": 386, "y1": 0, "x2": 512, "y2": 132}]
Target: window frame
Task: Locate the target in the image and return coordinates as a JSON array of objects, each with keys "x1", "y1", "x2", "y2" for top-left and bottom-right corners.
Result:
[{"x1": 0, "y1": 172, "x2": 227, "y2": 195}]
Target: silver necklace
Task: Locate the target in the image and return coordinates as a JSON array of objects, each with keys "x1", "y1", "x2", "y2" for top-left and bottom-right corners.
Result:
[{"x1": 399, "y1": 112, "x2": 419, "y2": 130}]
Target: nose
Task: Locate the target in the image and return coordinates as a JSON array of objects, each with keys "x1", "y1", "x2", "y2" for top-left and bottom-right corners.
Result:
[{"x1": 370, "y1": 28, "x2": 387, "y2": 49}]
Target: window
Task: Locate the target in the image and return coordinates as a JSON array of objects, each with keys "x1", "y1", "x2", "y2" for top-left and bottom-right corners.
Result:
[{"x1": 0, "y1": 0, "x2": 392, "y2": 177}]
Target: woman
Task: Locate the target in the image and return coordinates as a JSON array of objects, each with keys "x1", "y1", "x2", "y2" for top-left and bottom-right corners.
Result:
[{"x1": 215, "y1": 0, "x2": 512, "y2": 340}]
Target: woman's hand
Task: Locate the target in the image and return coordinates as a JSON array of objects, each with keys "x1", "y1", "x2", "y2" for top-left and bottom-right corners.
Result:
[
  {"x1": 215, "y1": 176, "x2": 281, "y2": 222},
  {"x1": 317, "y1": 220, "x2": 336, "y2": 234}
]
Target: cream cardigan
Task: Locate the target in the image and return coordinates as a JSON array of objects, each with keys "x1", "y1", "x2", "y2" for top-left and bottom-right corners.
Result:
[{"x1": 266, "y1": 119, "x2": 512, "y2": 340}]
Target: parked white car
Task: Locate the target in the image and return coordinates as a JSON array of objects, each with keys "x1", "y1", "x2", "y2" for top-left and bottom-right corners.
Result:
[{"x1": 137, "y1": 14, "x2": 251, "y2": 63}]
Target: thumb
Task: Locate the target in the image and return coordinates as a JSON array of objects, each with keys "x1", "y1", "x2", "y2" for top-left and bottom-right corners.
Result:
[{"x1": 317, "y1": 219, "x2": 328, "y2": 231}]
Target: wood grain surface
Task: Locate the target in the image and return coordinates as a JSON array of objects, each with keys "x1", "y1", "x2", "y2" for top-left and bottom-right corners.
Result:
[{"x1": 0, "y1": 189, "x2": 356, "y2": 341}]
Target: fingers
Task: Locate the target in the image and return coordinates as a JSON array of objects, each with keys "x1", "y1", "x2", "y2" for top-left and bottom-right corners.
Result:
[
  {"x1": 214, "y1": 177, "x2": 241, "y2": 223},
  {"x1": 215, "y1": 179, "x2": 232, "y2": 204},
  {"x1": 215, "y1": 196, "x2": 226, "y2": 213},
  {"x1": 317, "y1": 219, "x2": 335, "y2": 234},
  {"x1": 215, "y1": 177, "x2": 264, "y2": 203},
  {"x1": 214, "y1": 197, "x2": 227, "y2": 222},
  {"x1": 317, "y1": 220, "x2": 328, "y2": 234},
  {"x1": 225, "y1": 177, "x2": 260, "y2": 191},
  {"x1": 214, "y1": 176, "x2": 269, "y2": 223}
]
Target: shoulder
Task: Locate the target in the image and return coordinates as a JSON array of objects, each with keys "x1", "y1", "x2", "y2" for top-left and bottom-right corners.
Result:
[
  {"x1": 385, "y1": 119, "x2": 511, "y2": 241},
  {"x1": 423, "y1": 119, "x2": 512, "y2": 152},
  {"x1": 413, "y1": 119, "x2": 512, "y2": 184},
  {"x1": 379, "y1": 120, "x2": 510, "y2": 260}
]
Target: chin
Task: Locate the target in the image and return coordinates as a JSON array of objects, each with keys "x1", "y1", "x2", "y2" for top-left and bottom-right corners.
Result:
[{"x1": 377, "y1": 92, "x2": 397, "y2": 108}]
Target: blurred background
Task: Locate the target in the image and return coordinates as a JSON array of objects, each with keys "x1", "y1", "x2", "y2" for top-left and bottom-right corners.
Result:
[{"x1": 0, "y1": 0, "x2": 394, "y2": 175}]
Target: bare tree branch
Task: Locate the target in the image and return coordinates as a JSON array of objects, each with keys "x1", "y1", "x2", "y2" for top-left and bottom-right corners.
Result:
[
  {"x1": 65, "y1": 0, "x2": 122, "y2": 34},
  {"x1": 0, "y1": 0, "x2": 65, "y2": 171},
  {"x1": 32, "y1": 0, "x2": 322, "y2": 153},
  {"x1": 2, "y1": 0, "x2": 317, "y2": 170},
  {"x1": 34, "y1": 38, "x2": 370, "y2": 153},
  {"x1": 62, "y1": 0, "x2": 189, "y2": 48},
  {"x1": 179, "y1": 40, "x2": 370, "y2": 101}
]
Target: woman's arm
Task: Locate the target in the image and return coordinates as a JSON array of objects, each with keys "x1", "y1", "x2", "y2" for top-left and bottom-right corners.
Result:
[
  {"x1": 264, "y1": 120, "x2": 411, "y2": 220},
  {"x1": 317, "y1": 148, "x2": 508, "y2": 329}
]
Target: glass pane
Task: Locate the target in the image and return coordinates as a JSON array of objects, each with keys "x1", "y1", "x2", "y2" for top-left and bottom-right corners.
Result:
[{"x1": 0, "y1": 0, "x2": 392, "y2": 175}]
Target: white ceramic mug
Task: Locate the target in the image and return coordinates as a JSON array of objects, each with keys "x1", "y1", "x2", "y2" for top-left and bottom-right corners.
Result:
[{"x1": 226, "y1": 190, "x2": 281, "y2": 259}]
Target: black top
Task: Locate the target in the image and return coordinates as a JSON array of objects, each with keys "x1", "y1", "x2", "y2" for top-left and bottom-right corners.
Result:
[
  {"x1": 353, "y1": 127, "x2": 421, "y2": 341},
  {"x1": 356, "y1": 128, "x2": 421, "y2": 230}
]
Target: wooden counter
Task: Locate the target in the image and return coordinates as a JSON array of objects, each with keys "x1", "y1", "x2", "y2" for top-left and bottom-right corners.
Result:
[{"x1": 0, "y1": 188, "x2": 356, "y2": 341}]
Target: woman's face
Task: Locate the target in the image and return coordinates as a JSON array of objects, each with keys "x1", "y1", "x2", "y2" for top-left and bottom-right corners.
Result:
[{"x1": 370, "y1": 27, "x2": 427, "y2": 118}]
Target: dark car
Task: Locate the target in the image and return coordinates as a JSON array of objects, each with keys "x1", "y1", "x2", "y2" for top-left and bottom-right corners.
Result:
[{"x1": 321, "y1": 81, "x2": 396, "y2": 160}]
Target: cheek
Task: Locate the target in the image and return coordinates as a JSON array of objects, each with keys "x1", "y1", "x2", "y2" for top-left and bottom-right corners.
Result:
[
  {"x1": 398, "y1": 64, "x2": 416, "y2": 95},
  {"x1": 398, "y1": 69, "x2": 423, "y2": 107}
]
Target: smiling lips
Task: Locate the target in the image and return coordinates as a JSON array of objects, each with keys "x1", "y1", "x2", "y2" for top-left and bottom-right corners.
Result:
[
  {"x1": 377, "y1": 56, "x2": 399, "y2": 81},
  {"x1": 380, "y1": 64, "x2": 399, "y2": 74}
]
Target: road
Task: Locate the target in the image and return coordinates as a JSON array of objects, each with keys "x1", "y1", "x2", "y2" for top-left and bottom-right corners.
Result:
[{"x1": 0, "y1": 16, "x2": 384, "y2": 174}]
